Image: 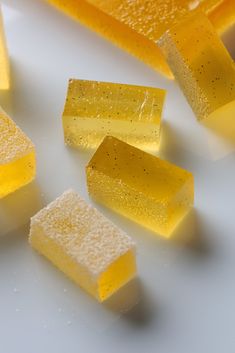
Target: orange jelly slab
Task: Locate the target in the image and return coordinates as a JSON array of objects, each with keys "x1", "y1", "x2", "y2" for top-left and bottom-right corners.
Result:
[{"x1": 46, "y1": 0, "x2": 231, "y2": 78}]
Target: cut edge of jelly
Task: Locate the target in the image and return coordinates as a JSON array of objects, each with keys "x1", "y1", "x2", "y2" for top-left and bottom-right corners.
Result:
[
  {"x1": 0, "y1": 150, "x2": 36, "y2": 199},
  {"x1": 98, "y1": 249, "x2": 137, "y2": 301},
  {"x1": 202, "y1": 99, "x2": 235, "y2": 142},
  {"x1": 166, "y1": 175, "x2": 194, "y2": 238}
]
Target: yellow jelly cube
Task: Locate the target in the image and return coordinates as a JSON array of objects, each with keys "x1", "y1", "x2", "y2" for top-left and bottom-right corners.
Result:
[
  {"x1": 46, "y1": 0, "x2": 226, "y2": 79},
  {"x1": 29, "y1": 189, "x2": 136, "y2": 302},
  {"x1": 86, "y1": 136, "x2": 194, "y2": 237},
  {"x1": 0, "y1": 7, "x2": 10, "y2": 89},
  {"x1": 0, "y1": 108, "x2": 36, "y2": 198},
  {"x1": 158, "y1": 12, "x2": 235, "y2": 138},
  {"x1": 63, "y1": 79, "x2": 166, "y2": 151}
]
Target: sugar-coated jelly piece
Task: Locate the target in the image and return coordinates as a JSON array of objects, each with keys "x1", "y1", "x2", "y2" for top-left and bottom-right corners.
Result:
[
  {"x1": 158, "y1": 12, "x2": 235, "y2": 129},
  {"x1": 0, "y1": 108, "x2": 36, "y2": 198},
  {"x1": 0, "y1": 7, "x2": 10, "y2": 89},
  {"x1": 46, "y1": 0, "x2": 226, "y2": 79},
  {"x1": 86, "y1": 136, "x2": 194, "y2": 237},
  {"x1": 29, "y1": 189, "x2": 136, "y2": 302},
  {"x1": 63, "y1": 79, "x2": 166, "y2": 150}
]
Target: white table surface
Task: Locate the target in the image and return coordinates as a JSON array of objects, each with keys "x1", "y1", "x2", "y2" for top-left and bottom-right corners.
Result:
[{"x1": 1, "y1": 1, "x2": 235, "y2": 352}]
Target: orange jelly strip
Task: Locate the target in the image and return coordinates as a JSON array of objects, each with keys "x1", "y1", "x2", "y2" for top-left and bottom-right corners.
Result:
[{"x1": 46, "y1": 0, "x2": 232, "y2": 78}]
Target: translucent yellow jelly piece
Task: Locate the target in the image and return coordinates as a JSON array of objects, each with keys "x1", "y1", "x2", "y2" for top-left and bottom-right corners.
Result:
[
  {"x1": 0, "y1": 108, "x2": 36, "y2": 198},
  {"x1": 209, "y1": 0, "x2": 235, "y2": 34},
  {"x1": 63, "y1": 79, "x2": 166, "y2": 151},
  {"x1": 158, "y1": 12, "x2": 235, "y2": 138},
  {"x1": 0, "y1": 7, "x2": 10, "y2": 89},
  {"x1": 46, "y1": 0, "x2": 225, "y2": 79},
  {"x1": 29, "y1": 189, "x2": 136, "y2": 302},
  {"x1": 86, "y1": 136, "x2": 194, "y2": 237}
]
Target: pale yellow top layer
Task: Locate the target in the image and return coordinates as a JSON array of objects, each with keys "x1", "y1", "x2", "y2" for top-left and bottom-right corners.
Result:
[
  {"x1": 0, "y1": 108, "x2": 34, "y2": 164},
  {"x1": 86, "y1": 0, "x2": 223, "y2": 41},
  {"x1": 63, "y1": 79, "x2": 166, "y2": 124},
  {"x1": 87, "y1": 136, "x2": 193, "y2": 201},
  {"x1": 30, "y1": 190, "x2": 135, "y2": 277}
]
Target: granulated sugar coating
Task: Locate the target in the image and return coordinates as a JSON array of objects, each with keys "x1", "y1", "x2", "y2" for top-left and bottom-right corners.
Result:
[
  {"x1": 29, "y1": 189, "x2": 136, "y2": 302},
  {"x1": 86, "y1": 0, "x2": 220, "y2": 40},
  {"x1": 0, "y1": 107, "x2": 36, "y2": 198}
]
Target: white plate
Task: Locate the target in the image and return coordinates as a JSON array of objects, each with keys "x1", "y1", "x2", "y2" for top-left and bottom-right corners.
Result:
[{"x1": 1, "y1": 1, "x2": 235, "y2": 352}]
